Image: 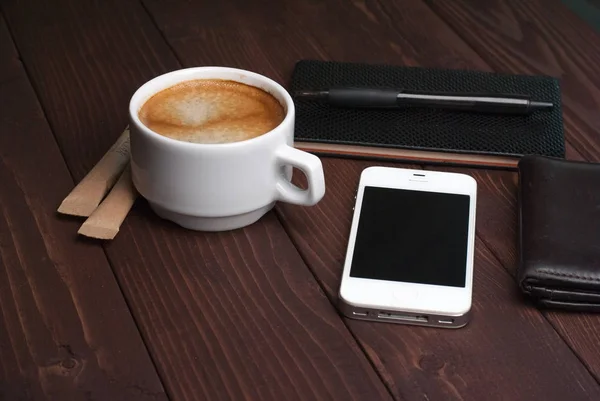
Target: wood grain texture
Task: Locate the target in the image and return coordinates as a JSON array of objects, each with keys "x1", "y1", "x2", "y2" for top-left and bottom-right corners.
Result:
[
  {"x1": 277, "y1": 158, "x2": 600, "y2": 401},
  {"x1": 1, "y1": 0, "x2": 178, "y2": 181},
  {"x1": 140, "y1": 0, "x2": 493, "y2": 86},
  {"x1": 2, "y1": 1, "x2": 394, "y2": 399},
  {"x1": 0, "y1": 13, "x2": 166, "y2": 401},
  {"x1": 107, "y1": 207, "x2": 392, "y2": 401},
  {"x1": 426, "y1": 0, "x2": 600, "y2": 162}
]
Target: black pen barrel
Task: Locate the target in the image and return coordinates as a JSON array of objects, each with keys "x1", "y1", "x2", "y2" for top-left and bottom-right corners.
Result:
[{"x1": 295, "y1": 88, "x2": 553, "y2": 114}]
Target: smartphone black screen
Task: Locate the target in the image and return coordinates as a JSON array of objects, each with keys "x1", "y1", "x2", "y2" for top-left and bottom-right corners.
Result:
[{"x1": 349, "y1": 186, "x2": 471, "y2": 287}]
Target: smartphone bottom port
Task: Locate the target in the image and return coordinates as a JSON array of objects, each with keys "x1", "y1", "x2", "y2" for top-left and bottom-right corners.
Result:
[
  {"x1": 377, "y1": 312, "x2": 428, "y2": 323},
  {"x1": 352, "y1": 311, "x2": 368, "y2": 317}
]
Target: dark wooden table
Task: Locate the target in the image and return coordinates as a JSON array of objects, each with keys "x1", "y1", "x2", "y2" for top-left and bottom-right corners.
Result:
[{"x1": 1, "y1": 0, "x2": 600, "y2": 400}]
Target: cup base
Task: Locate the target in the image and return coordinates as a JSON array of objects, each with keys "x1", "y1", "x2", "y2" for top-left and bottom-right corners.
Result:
[{"x1": 149, "y1": 202, "x2": 275, "y2": 232}]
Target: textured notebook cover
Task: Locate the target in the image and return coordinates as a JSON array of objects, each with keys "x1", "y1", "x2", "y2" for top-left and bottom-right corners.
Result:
[{"x1": 289, "y1": 60, "x2": 565, "y2": 163}]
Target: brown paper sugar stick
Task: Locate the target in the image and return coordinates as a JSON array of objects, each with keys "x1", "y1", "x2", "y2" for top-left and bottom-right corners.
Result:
[
  {"x1": 78, "y1": 165, "x2": 137, "y2": 240},
  {"x1": 58, "y1": 127, "x2": 131, "y2": 216}
]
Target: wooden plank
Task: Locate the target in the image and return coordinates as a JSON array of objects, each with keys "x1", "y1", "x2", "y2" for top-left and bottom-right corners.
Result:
[
  {"x1": 278, "y1": 158, "x2": 600, "y2": 400},
  {"x1": 1, "y1": 1, "x2": 394, "y2": 399},
  {"x1": 425, "y1": 0, "x2": 600, "y2": 162},
  {"x1": 109, "y1": 206, "x2": 393, "y2": 401},
  {"x1": 140, "y1": 0, "x2": 600, "y2": 397},
  {"x1": 0, "y1": 13, "x2": 167, "y2": 401},
  {"x1": 140, "y1": 0, "x2": 495, "y2": 83},
  {"x1": 1, "y1": 0, "x2": 178, "y2": 179}
]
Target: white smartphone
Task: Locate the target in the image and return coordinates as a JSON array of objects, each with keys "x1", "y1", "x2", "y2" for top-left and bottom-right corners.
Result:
[{"x1": 338, "y1": 166, "x2": 477, "y2": 329}]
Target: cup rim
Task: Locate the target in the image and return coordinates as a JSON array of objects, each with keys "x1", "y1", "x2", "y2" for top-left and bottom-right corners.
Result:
[{"x1": 128, "y1": 66, "x2": 294, "y2": 149}]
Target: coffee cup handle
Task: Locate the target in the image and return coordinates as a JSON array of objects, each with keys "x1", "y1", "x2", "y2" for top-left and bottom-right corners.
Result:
[{"x1": 275, "y1": 145, "x2": 325, "y2": 206}]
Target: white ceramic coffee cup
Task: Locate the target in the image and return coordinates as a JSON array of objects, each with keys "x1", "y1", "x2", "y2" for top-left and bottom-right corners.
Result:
[{"x1": 128, "y1": 67, "x2": 325, "y2": 231}]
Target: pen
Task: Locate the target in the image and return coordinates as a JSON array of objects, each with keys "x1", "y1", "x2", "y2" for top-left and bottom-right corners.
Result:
[{"x1": 294, "y1": 88, "x2": 553, "y2": 115}]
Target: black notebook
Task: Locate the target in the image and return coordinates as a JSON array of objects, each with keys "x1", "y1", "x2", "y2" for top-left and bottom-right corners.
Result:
[{"x1": 289, "y1": 60, "x2": 565, "y2": 169}]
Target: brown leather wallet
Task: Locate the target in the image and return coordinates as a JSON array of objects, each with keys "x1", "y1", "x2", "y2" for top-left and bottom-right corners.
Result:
[{"x1": 518, "y1": 155, "x2": 600, "y2": 311}]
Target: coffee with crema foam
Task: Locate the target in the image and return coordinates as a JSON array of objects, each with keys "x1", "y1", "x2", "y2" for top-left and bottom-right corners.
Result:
[{"x1": 138, "y1": 79, "x2": 286, "y2": 144}]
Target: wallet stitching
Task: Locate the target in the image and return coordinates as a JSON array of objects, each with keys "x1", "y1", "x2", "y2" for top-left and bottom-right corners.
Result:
[{"x1": 537, "y1": 269, "x2": 600, "y2": 283}]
